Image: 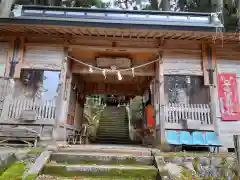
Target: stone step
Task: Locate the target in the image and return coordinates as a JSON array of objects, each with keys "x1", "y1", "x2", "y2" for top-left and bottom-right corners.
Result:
[
  {"x1": 97, "y1": 130, "x2": 128, "y2": 133},
  {"x1": 97, "y1": 130, "x2": 129, "y2": 135},
  {"x1": 101, "y1": 114, "x2": 127, "y2": 117},
  {"x1": 58, "y1": 145, "x2": 152, "y2": 156},
  {"x1": 99, "y1": 118, "x2": 127, "y2": 122},
  {"x1": 42, "y1": 164, "x2": 157, "y2": 179},
  {"x1": 101, "y1": 113, "x2": 126, "y2": 116},
  {"x1": 98, "y1": 122, "x2": 128, "y2": 126},
  {"x1": 97, "y1": 131, "x2": 129, "y2": 135},
  {"x1": 98, "y1": 122, "x2": 128, "y2": 125},
  {"x1": 103, "y1": 106, "x2": 125, "y2": 109},
  {"x1": 50, "y1": 152, "x2": 154, "y2": 165},
  {"x1": 97, "y1": 127, "x2": 129, "y2": 131},
  {"x1": 102, "y1": 110, "x2": 125, "y2": 112},
  {"x1": 96, "y1": 136, "x2": 130, "y2": 140},
  {"x1": 97, "y1": 129, "x2": 128, "y2": 132},
  {"x1": 99, "y1": 119, "x2": 127, "y2": 123},
  {"x1": 37, "y1": 175, "x2": 138, "y2": 180},
  {"x1": 94, "y1": 140, "x2": 130, "y2": 144},
  {"x1": 98, "y1": 124, "x2": 128, "y2": 128}
]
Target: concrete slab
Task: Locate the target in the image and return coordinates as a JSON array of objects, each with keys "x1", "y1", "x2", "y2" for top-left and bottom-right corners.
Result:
[
  {"x1": 42, "y1": 164, "x2": 157, "y2": 179},
  {"x1": 58, "y1": 145, "x2": 152, "y2": 156},
  {"x1": 51, "y1": 152, "x2": 154, "y2": 165}
]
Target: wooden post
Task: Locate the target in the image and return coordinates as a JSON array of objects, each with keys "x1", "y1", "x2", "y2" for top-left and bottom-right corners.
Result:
[
  {"x1": 202, "y1": 43, "x2": 218, "y2": 132},
  {"x1": 52, "y1": 47, "x2": 68, "y2": 143},
  {"x1": 210, "y1": 70, "x2": 219, "y2": 132},
  {"x1": 0, "y1": 94, "x2": 11, "y2": 120},
  {"x1": 64, "y1": 73, "x2": 72, "y2": 143},
  {"x1": 233, "y1": 135, "x2": 240, "y2": 178},
  {"x1": 158, "y1": 55, "x2": 165, "y2": 143}
]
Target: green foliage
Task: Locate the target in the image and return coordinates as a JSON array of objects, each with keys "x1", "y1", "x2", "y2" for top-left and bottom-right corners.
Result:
[
  {"x1": 74, "y1": 0, "x2": 109, "y2": 8},
  {"x1": 28, "y1": 148, "x2": 43, "y2": 155},
  {"x1": 0, "y1": 161, "x2": 26, "y2": 180},
  {"x1": 25, "y1": 173, "x2": 38, "y2": 180}
]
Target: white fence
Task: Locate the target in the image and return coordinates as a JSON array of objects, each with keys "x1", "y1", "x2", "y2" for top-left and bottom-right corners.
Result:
[
  {"x1": 7, "y1": 98, "x2": 56, "y2": 120},
  {"x1": 164, "y1": 103, "x2": 211, "y2": 125}
]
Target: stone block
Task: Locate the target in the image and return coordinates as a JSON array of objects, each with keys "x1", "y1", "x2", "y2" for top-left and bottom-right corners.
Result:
[
  {"x1": 51, "y1": 152, "x2": 154, "y2": 165},
  {"x1": 163, "y1": 163, "x2": 183, "y2": 178},
  {"x1": 199, "y1": 157, "x2": 211, "y2": 166},
  {"x1": 23, "y1": 151, "x2": 52, "y2": 179},
  {"x1": 211, "y1": 157, "x2": 222, "y2": 168}
]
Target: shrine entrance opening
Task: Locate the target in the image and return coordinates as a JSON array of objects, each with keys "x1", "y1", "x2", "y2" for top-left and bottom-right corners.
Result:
[{"x1": 68, "y1": 45, "x2": 159, "y2": 145}]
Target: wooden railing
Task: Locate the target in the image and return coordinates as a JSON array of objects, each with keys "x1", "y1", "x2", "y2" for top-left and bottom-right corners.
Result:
[
  {"x1": 164, "y1": 103, "x2": 211, "y2": 125},
  {"x1": 6, "y1": 98, "x2": 56, "y2": 120}
]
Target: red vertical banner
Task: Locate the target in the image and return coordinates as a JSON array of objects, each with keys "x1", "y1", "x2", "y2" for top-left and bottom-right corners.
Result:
[
  {"x1": 145, "y1": 105, "x2": 154, "y2": 128},
  {"x1": 218, "y1": 73, "x2": 240, "y2": 121}
]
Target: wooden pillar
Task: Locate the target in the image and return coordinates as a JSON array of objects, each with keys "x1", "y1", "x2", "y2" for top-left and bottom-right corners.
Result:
[
  {"x1": 202, "y1": 43, "x2": 218, "y2": 132},
  {"x1": 158, "y1": 54, "x2": 165, "y2": 143},
  {"x1": 64, "y1": 73, "x2": 72, "y2": 142},
  {"x1": 52, "y1": 47, "x2": 69, "y2": 142}
]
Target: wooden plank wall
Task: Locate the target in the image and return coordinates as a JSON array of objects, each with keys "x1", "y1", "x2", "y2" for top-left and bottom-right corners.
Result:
[
  {"x1": 162, "y1": 40, "x2": 203, "y2": 75},
  {"x1": 23, "y1": 43, "x2": 64, "y2": 70}
]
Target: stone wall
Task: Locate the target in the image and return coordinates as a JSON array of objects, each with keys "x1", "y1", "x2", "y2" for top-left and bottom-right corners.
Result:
[{"x1": 155, "y1": 152, "x2": 237, "y2": 180}]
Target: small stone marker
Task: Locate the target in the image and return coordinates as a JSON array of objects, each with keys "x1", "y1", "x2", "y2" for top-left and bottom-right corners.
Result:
[{"x1": 23, "y1": 151, "x2": 52, "y2": 179}]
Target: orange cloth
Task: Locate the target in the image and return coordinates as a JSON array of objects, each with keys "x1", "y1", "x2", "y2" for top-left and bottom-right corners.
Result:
[{"x1": 145, "y1": 105, "x2": 154, "y2": 128}]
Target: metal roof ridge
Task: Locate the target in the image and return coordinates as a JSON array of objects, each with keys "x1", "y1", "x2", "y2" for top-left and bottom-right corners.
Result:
[{"x1": 19, "y1": 5, "x2": 214, "y2": 16}]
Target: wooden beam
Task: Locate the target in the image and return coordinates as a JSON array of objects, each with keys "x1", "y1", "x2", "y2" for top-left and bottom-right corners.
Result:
[
  {"x1": 72, "y1": 68, "x2": 155, "y2": 77},
  {"x1": 69, "y1": 45, "x2": 159, "y2": 53},
  {"x1": 83, "y1": 83, "x2": 144, "y2": 95},
  {"x1": 69, "y1": 44, "x2": 202, "y2": 53}
]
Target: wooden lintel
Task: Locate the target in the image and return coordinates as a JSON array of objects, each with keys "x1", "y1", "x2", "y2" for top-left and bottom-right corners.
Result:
[
  {"x1": 72, "y1": 68, "x2": 155, "y2": 77},
  {"x1": 69, "y1": 45, "x2": 159, "y2": 53},
  {"x1": 83, "y1": 83, "x2": 143, "y2": 96},
  {"x1": 69, "y1": 45, "x2": 201, "y2": 53}
]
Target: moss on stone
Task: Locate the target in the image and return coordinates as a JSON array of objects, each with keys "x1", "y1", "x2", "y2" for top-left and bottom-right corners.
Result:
[
  {"x1": 42, "y1": 164, "x2": 157, "y2": 179},
  {"x1": 0, "y1": 161, "x2": 26, "y2": 180},
  {"x1": 40, "y1": 175, "x2": 145, "y2": 180},
  {"x1": 49, "y1": 157, "x2": 150, "y2": 166},
  {"x1": 24, "y1": 173, "x2": 38, "y2": 180},
  {"x1": 193, "y1": 157, "x2": 199, "y2": 172},
  {"x1": 28, "y1": 148, "x2": 43, "y2": 155}
]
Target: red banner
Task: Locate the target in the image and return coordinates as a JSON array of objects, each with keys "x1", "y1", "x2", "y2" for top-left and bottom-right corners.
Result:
[{"x1": 218, "y1": 73, "x2": 240, "y2": 121}]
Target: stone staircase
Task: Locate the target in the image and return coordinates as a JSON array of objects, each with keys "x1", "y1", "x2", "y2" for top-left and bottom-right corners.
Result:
[
  {"x1": 41, "y1": 145, "x2": 159, "y2": 179},
  {"x1": 95, "y1": 106, "x2": 130, "y2": 144}
]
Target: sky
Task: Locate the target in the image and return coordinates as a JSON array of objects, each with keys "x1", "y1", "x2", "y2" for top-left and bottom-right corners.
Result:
[{"x1": 42, "y1": 71, "x2": 60, "y2": 100}]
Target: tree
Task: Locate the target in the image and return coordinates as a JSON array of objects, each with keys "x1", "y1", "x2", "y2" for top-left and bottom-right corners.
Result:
[{"x1": 0, "y1": 0, "x2": 16, "y2": 17}]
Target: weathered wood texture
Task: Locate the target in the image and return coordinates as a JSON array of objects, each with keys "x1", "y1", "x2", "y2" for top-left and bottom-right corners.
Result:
[
  {"x1": 0, "y1": 42, "x2": 9, "y2": 77},
  {"x1": 23, "y1": 43, "x2": 64, "y2": 70},
  {"x1": 216, "y1": 43, "x2": 240, "y2": 60},
  {"x1": 162, "y1": 40, "x2": 203, "y2": 75}
]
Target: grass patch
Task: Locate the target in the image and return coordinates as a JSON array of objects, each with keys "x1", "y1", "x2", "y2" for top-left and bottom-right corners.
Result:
[
  {"x1": 28, "y1": 148, "x2": 43, "y2": 155},
  {"x1": 39, "y1": 175, "x2": 146, "y2": 180},
  {"x1": 25, "y1": 173, "x2": 38, "y2": 180},
  {"x1": 42, "y1": 164, "x2": 157, "y2": 179},
  {"x1": 0, "y1": 161, "x2": 26, "y2": 180}
]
